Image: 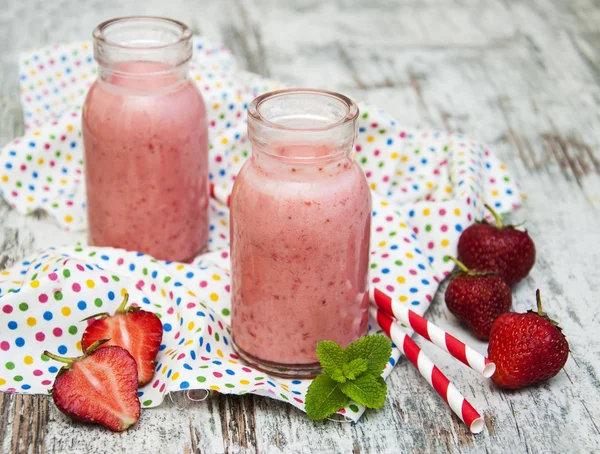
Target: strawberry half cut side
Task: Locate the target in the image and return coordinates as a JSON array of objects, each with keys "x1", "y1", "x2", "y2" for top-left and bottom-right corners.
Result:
[{"x1": 81, "y1": 293, "x2": 163, "y2": 386}]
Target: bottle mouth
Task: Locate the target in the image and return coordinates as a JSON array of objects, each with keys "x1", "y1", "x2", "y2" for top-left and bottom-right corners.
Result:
[
  {"x1": 93, "y1": 16, "x2": 193, "y2": 68},
  {"x1": 248, "y1": 88, "x2": 359, "y2": 132}
]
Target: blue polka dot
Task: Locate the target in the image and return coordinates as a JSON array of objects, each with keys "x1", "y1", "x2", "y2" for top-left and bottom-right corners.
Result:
[
  {"x1": 29, "y1": 141, "x2": 36, "y2": 148},
  {"x1": 143, "y1": 297, "x2": 150, "y2": 305},
  {"x1": 408, "y1": 210, "x2": 415, "y2": 217},
  {"x1": 199, "y1": 337, "x2": 204, "y2": 347},
  {"x1": 190, "y1": 350, "x2": 196, "y2": 360},
  {"x1": 455, "y1": 224, "x2": 463, "y2": 232},
  {"x1": 409, "y1": 288, "x2": 418, "y2": 293},
  {"x1": 180, "y1": 381, "x2": 190, "y2": 389},
  {"x1": 77, "y1": 301, "x2": 87, "y2": 311},
  {"x1": 15, "y1": 337, "x2": 25, "y2": 347},
  {"x1": 21, "y1": 384, "x2": 31, "y2": 390},
  {"x1": 219, "y1": 169, "x2": 226, "y2": 176},
  {"x1": 107, "y1": 291, "x2": 115, "y2": 301},
  {"x1": 9, "y1": 150, "x2": 16, "y2": 156},
  {"x1": 163, "y1": 323, "x2": 172, "y2": 332},
  {"x1": 381, "y1": 268, "x2": 390, "y2": 274},
  {"x1": 421, "y1": 279, "x2": 430, "y2": 285},
  {"x1": 100, "y1": 255, "x2": 109, "y2": 260},
  {"x1": 411, "y1": 301, "x2": 420, "y2": 306},
  {"x1": 390, "y1": 245, "x2": 398, "y2": 250},
  {"x1": 267, "y1": 381, "x2": 276, "y2": 387},
  {"x1": 206, "y1": 343, "x2": 211, "y2": 353},
  {"x1": 58, "y1": 345, "x2": 67, "y2": 354},
  {"x1": 418, "y1": 264, "x2": 426, "y2": 270},
  {"x1": 183, "y1": 363, "x2": 193, "y2": 370},
  {"x1": 421, "y1": 158, "x2": 428, "y2": 165},
  {"x1": 186, "y1": 272, "x2": 194, "y2": 278},
  {"x1": 387, "y1": 138, "x2": 393, "y2": 145},
  {"x1": 506, "y1": 189, "x2": 513, "y2": 195},
  {"x1": 212, "y1": 360, "x2": 222, "y2": 365},
  {"x1": 5, "y1": 163, "x2": 12, "y2": 169},
  {"x1": 167, "y1": 369, "x2": 172, "y2": 378},
  {"x1": 137, "y1": 391, "x2": 144, "y2": 397},
  {"x1": 8, "y1": 321, "x2": 17, "y2": 330},
  {"x1": 49, "y1": 366, "x2": 58, "y2": 373},
  {"x1": 32, "y1": 172, "x2": 38, "y2": 179},
  {"x1": 43, "y1": 311, "x2": 53, "y2": 321},
  {"x1": 129, "y1": 264, "x2": 135, "y2": 271},
  {"x1": 388, "y1": 357, "x2": 396, "y2": 366},
  {"x1": 291, "y1": 380, "x2": 302, "y2": 385},
  {"x1": 225, "y1": 369, "x2": 235, "y2": 375},
  {"x1": 70, "y1": 142, "x2": 76, "y2": 149},
  {"x1": 159, "y1": 344, "x2": 166, "y2": 351}
]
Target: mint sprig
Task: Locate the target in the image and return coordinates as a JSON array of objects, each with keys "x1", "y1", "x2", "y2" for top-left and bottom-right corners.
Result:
[{"x1": 305, "y1": 334, "x2": 392, "y2": 420}]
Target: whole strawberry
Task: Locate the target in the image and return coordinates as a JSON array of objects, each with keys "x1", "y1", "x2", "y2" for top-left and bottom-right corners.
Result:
[
  {"x1": 445, "y1": 257, "x2": 512, "y2": 340},
  {"x1": 488, "y1": 290, "x2": 569, "y2": 389},
  {"x1": 457, "y1": 204, "x2": 535, "y2": 286},
  {"x1": 45, "y1": 340, "x2": 141, "y2": 432},
  {"x1": 82, "y1": 293, "x2": 163, "y2": 386}
]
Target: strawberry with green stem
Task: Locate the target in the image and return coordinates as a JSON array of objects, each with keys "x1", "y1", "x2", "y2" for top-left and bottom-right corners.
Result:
[
  {"x1": 457, "y1": 204, "x2": 536, "y2": 286},
  {"x1": 82, "y1": 293, "x2": 163, "y2": 386},
  {"x1": 45, "y1": 340, "x2": 141, "y2": 432}
]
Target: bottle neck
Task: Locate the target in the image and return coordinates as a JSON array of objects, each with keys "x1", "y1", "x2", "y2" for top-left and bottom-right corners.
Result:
[{"x1": 97, "y1": 61, "x2": 189, "y2": 91}]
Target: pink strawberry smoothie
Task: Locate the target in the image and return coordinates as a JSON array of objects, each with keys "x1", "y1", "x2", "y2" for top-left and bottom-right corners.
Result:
[
  {"x1": 231, "y1": 143, "x2": 371, "y2": 368},
  {"x1": 82, "y1": 61, "x2": 209, "y2": 261}
]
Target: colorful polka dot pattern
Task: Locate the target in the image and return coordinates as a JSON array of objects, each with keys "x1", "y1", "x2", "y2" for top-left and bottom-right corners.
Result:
[{"x1": 0, "y1": 38, "x2": 523, "y2": 422}]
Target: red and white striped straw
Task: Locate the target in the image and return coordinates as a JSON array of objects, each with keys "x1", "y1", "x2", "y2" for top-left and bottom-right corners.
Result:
[
  {"x1": 370, "y1": 306, "x2": 485, "y2": 434},
  {"x1": 371, "y1": 288, "x2": 495, "y2": 378}
]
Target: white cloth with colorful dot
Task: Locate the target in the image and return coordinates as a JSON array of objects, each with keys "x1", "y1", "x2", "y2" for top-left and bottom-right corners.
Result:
[{"x1": 0, "y1": 37, "x2": 523, "y2": 422}]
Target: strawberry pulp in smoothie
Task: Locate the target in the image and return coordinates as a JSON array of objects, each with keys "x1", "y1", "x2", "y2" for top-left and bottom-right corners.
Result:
[{"x1": 230, "y1": 89, "x2": 371, "y2": 377}]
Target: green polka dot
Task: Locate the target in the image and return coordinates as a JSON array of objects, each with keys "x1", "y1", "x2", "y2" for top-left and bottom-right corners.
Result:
[
  {"x1": 142, "y1": 399, "x2": 152, "y2": 406},
  {"x1": 13, "y1": 375, "x2": 23, "y2": 382},
  {"x1": 26, "y1": 155, "x2": 32, "y2": 161},
  {"x1": 15, "y1": 181, "x2": 22, "y2": 188},
  {"x1": 360, "y1": 157, "x2": 367, "y2": 164},
  {"x1": 215, "y1": 333, "x2": 220, "y2": 342},
  {"x1": 389, "y1": 231, "x2": 397, "y2": 237},
  {"x1": 196, "y1": 376, "x2": 207, "y2": 383},
  {"x1": 74, "y1": 247, "x2": 83, "y2": 252},
  {"x1": 414, "y1": 149, "x2": 420, "y2": 154},
  {"x1": 88, "y1": 251, "x2": 96, "y2": 257},
  {"x1": 143, "y1": 268, "x2": 148, "y2": 276},
  {"x1": 443, "y1": 256, "x2": 450, "y2": 262},
  {"x1": 425, "y1": 224, "x2": 432, "y2": 232},
  {"x1": 54, "y1": 291, "x2": 63, "y2": 301},
  {"x1": 199, "y1": 365, "x2": 209, "y2": 369},
  {"x1": 31, "y1": 273, "x2": 38, "y2": 281},
  {"x1": 63, "y1": 269, "x2": 71, "y2": 278},
  {"x1": 19, "y1": 303, "x2": 28, "y2": 311},
  {"x1": 221, "y1": 308, "x2": 230, "y2": 316},
  {"x1": 40, "y1": 354, "x2": 49, "y2": 362},
  {"x1": 362, "y1": 112, "x2": 368, "y2": 119},
  {"x1": 378, "y1": 129, "x2": 386, "y2": 134},
  {"x1": 6, "y1": 362, "x2": 15, "y2": 370},
  {"x1": 225, "y1": 383, "x2": 235, "y2": 388},
  {"x1": 94, "y1": 298, "x2": 103, "y2": 307},
  {"x1": 370, "y1": 263, "x2": 377, "y2": 269},
  {"x1": 163, "y1": 276, "x2": 172, "y2": 283},
  {"x1": 111, "y1": 275, "x2": 120, "y2": 282},
  {"x1": 68, "y1": 326, "x2": 78, "y2": 335},
  {"x1": 49, "y1": 134, "x2": 55, "y2": 140},
  {"x1": 254, "y1": 376, "x2": 264, "y2": 381},
  {"x1": 378, "y1": 161, "x2": 384, "y2": 168},
  {"x1": 395, "y1": 260, "x2": 403, "y2": 266},
  {"x1": 349, "y1": 404, "x2": 359, "y2": 412},
  {"x1": 280, "y1": 393, "x2": 289, "y2": 400},
  {"x1": 504, "y1": 176, "x2": 510, "y2": 182},
  {"x1": 47, "y1": 177, "x2": 53, "y2": 183},
  {"x1": 55, "y1": 151, "x2": 61, "y2": 157}
]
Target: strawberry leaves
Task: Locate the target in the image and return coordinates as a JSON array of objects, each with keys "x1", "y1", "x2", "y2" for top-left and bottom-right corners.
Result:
[{"x1": 305, "y1": 335, "x2": 392, "y2": 420}]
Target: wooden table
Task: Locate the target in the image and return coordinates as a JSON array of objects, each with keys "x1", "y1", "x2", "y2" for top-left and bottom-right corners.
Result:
[{"x1": 2, "y1": 0, "x2": 600, "y2": 452}]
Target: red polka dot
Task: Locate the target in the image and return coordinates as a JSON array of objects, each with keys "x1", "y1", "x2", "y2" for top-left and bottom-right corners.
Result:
[
  {"x1": 117, "y1": 258, "x2": 124, "y2": 265},
  {"x1": 167, "y1": 307, "x2": 174, "y2": 315},
  {"x1": 372, "y1": 277, "x2": 381, "y2": 283},
  {"x1": 386, "y1": 285, "x2": 395, "y2": 292},
  {"x1": 242, "y1": 367, "x2": 252, "y2": 373},
  {"x1": 441, "y1": 225, "x2": 448, "y2": 232},
  {"x1": 177, "y1": 353, "x2": 185, "y2": 360},
  {"x1": 160, "y1": 383, "x2": 166, "y2": 392},
  {"x1": 428, "y1": 242, "x2": 434, "y2": 249},
  {"x1": 150, "y1": 284, "x2": 156, "y2": 292},
  {"x1": 2, "y1": 305, "x2": 13, "y2": 314},
  {"x1": 53, "y1": 328, "x2": 63, "y2": 337},
  {"x1": 200, "y1": 281, "x2": 208, "y2": 288},
  {"x1": 72, "y1": 283, "x2": 81, "y2": 292},
  {"x1": 225, "y1": 285, "x2": 231, "y2": 293},
  {"x1": 153, "y1": 380, "x2": 159, "y2": 388},
  {"x1": 35, "y1": 332, "x2": 45, "y2": 342},
  {"x1": 409, "y1": 269, "x2": 417, "y2": 275},
  {"x1": 221, "y1": 251, "x2": 229, "y2": 259},
  {"x1": 0, "y1": 341, "x2": 9, "y2": 351},
  {"x1": 48, "y1": 272, "x2": 58, "y2": 281},
  {"x1": 76, "y1": 264, "x2": 85, "y2": 271},
  {"x1": 33, "y1": 369, "x2": 43, "y2": 376},
  {"x1": 400, "y1": 131, "x2": 406, "y2": 138},
  {"x1": 439, "y1": 208, "x2": 446, "y2": 216},
  {"x1": 186, "y1": 302, "x2": 196, "y2": 309},
  {"x1": 38, "y1": 294, "x2": 48, "y2": 303},
  {"x1": 100, "y1": 276, "x2": 109, "y2": 283},
  {"x1": 41, "y1": 380, "x2": 52, "y2": 386},
  {"x1": 213, "y1": 372, "x2": 223, "y2": 378}
]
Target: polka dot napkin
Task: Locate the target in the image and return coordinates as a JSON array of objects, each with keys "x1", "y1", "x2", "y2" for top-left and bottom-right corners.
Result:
[{"x1": 0, "y1": 37, "x2": 523, "y2": 422}]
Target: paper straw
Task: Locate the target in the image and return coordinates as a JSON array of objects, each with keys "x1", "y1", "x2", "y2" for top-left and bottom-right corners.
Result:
[
  {"x1": 371, "y1": 288, "x2": 495, "y2": 378},
  {"x1": 370, "y1": 306, "x2": 485, "y2": 434}
]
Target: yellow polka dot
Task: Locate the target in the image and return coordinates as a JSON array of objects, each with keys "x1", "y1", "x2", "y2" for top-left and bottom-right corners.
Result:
[
  {"x1": 24, "y1": 356, "x2": 33, "y2": 365},
  {"x1": 492, "y1": 190, "x2": 499, "y2": 196},
  {"x1": 187, "y1": 291, "x2": 196, "y2": 297},
  {"x1": 27, "y1": 196, "x2": 34, "y2": 202},
  {"x1": 399, "y1": 296, "x2": 408, "y2": 302},
  {"x1": 212, "y1": 274, "x2": 221, "y2": 281},
  {"x1": 81, "y1": 73, "x2": 88, "y2": 79},
  {"x1": 399, "y1": 222, "x2": 407, "y2": 228},
  {"x1": 165, "y1": 349, "x2": 173, "y2": 356},
  {"x1": 55, "y1": 72, "x2": 62, "y2": 78},
  {"x1": 406, "y1": 252, "x2": 414, "y2": 259},
  {"x1": 423, "y1": 208, "x2": 430, "y2": 216},
  {"x1": 240, "y1": 379, "x2": 250, "y2": 385},
  {"x1": 195, "y1": 75, "x2": 202, "y2": 81},
  {"x1": 60, "y1": 179, "x2": 67, "y2": 185},
  {"x1": 30, "y1": 69, "x2": 36, "y2": 76},
  {"x1": 30, "y1": 280, "x2": 40, "y2": 288},
  {"x1": 370, "y1": 183, "x2": 377, "y2": 190},
  {"x1": 162, "y1": 365, "x2": 168, "y2": 375},
  {"x1": 171, "y1": 372, "x2": 180, "y2": 381},
  {"x1": 185, "y1": 340, "x2": 193, "y2": 346},
  {"x1": 441, "y1": 239, "x2": 450, "y2": 247},
  {"x1": 26, "y1": 317, "x2": 36, "y2": 327},
  {"x1": 380, "y1": 201, "x2": 388, "y2": 207},
  {"x1": 61, "y1": 307, "x2": 71, "y2": 316},
  {"x1": 500, "y1": 164, "x2": 506, "y2": 170},
  {"x1": 1, "y1": 271, "x2": 9, "y2": 276},
  {"x1": 66, "y1": 154, "x2": 72, "y2": 161},
  {"x1": 233, "y1": 155, "x2": 239, "y2": 163},
  {"x1": 427, "y1": 182, "x2": 433, "y2": 189},
  {"x1": 378, "y1": 241, "x2": 386, "y2": 247},
  {"x1": 66, "y1": 124, "x2": 73, "y2": 132},
  {"x1": 35, "y1": 107, "x2": 41, "y2": 113},
  {"x1": 1, "y1": 175, "x2": 8, "y2": 183},
  {"x1": 391, "y1": 152, "x2": 398, "y2": 159},
  {"x1": 401, "y1": 155, "x2": 408, "y2": 162},
  {"x1": 38, "y1": 158, "x2": 45, "y2": 165},
  {"x1": 210, "y1": 293, "x2": 219, "y2": 301},
  {"x1": 454, "y1": 208, "x2": 461, "y2": 216},
  {"x1": 366, "y1": 136, "x2": 375, "y2": 143},
  {"x1": 220, "y1": 219, "x2": 227, "y2": 227},
  {"x1": 397, "y1": 276, "x2": 406, "y2": 284},
  {"x1": 161, "y1": 289, "x2": 166, "y2": 297},
  {"x1": 445, "y1": 186, "x2": 452, "y2": 194},
  {"x1": 176, "y1": 264, "x2": 184, "y2": 270},
  {"x1": 396, "y1": 170, "x2": 404, "y2": 176},
  {"x1": 86, "y1": 279, "x2": 95, "y2": 288},
  {"x1": 228, "y1": 359, "x2": 238, "y2": 365},
  {"x1": 216, "y1": 349, "x2": 224, "y2": 358},
  {"x1": 76, "y1": 341, "x2": 82, "y2": 351},
  {"x1": 221, "y1": 137, "x2": 228, "y2": 145},
  {"x1": 281, "y1": 384, "x2": 289, "y2": 391},
  {"x1": 121, "y1": 288, "x2": 127, "y2": 296},
  {"x1": 64, "y1": 215, "x2": 73, "y2": 223},
  {"x1": 209, "y1": 385, "x2": 220, "y2": 391},
  {"x1": 188, "y1": 322, "x2": 195, "y2": 331},
  {"x1": 213, "y1": 103, "x2": 220, "y2": 110}
]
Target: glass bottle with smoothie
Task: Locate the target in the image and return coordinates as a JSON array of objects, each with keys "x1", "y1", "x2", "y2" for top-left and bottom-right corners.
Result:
[
  {"x1": 82, "y1": 17, "x2": 209, "y2": 261},
  {"x1": 230, "y1": 89, "x2": 371, "y2": 377}
]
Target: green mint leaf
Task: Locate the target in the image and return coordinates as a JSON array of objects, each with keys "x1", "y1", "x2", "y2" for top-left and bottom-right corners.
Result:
[
  {"x1": 316, "y1": 340, "x2": 347, "y2": 383},
  {"x1": 305, "y1": 374, "x2": 350, "y2": 420},
  {"x1": 339, "y1": 373, "x2": 387, "y2": 409},
  {"x1": 345, "y1": 334, "x2": 392, "y2": 376},
  {"x1": 342, "y1": 358, "x2": 368, "y2": 380}
]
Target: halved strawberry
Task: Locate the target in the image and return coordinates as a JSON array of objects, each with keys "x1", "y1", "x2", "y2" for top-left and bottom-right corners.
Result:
[
  {"x1": 45, "y1": 340, "x2": 141, "y2": 432},
  {"x1": 81, "y1": 293, "x2": 163, "y2": 386}
]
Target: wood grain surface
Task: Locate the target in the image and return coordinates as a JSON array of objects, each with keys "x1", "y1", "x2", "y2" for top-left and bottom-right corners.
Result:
[{"x1": 1, "y1": 0, "x2": 600, "y2": 452}]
